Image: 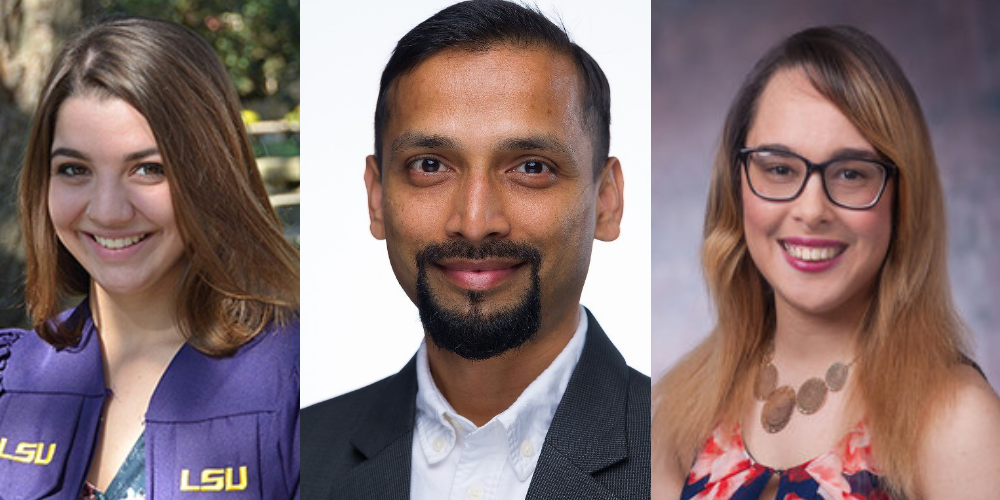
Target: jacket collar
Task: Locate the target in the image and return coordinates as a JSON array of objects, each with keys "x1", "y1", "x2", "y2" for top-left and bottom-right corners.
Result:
[
  {"x1": 336, "y1": 355, "x2": 418, "y2": 499},
  {"x1": 525, "y1": 308, "x2": 630, "y2": 499},
  {"x1": 412, "y1": 305, "x2": 588, "y2": 482},
  {"x1": 341, "y1": 307, "x2": 630, "y2": 499}
]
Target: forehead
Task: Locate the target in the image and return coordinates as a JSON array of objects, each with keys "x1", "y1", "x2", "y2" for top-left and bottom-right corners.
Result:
[
  {"x1": 385, "y1": 46, "x2": 587, "y2": 155},
  {"x1": 53, "y1": 94, "x2": 156, "y2": 150},
  {"x1": 749, "y1": 68, "x2": 874, "y2": 158}
]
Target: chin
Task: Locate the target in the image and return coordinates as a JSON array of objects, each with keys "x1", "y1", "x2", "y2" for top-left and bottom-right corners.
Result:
[
  {"x1": 779, "y1": 291, "x2": 856, "y2": 317},
  {"x1": 91, "y1": 274, "x2": 154, "y2": 296}
]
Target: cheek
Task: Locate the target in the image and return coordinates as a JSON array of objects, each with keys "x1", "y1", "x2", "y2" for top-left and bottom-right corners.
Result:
[
  {"x1": 47, "y1": 183, "x2": 85, "y2": 234},
  {"x1": 851, "y1": 206, "x2": 893, "y2": 263},
  {"x1": 521, "y1": 188, "x2": 596, "y2": 279},
  {"x1": 741, "y1": 182, "x2": 779, "y2": 253},
  {"x1": 851, "y1": 181, "x2": 894, "y2": 265},
  {"x1": 380, "y1": 191, "x2": 436, "y2": 286},
  {"x1": 381, "y1": 188, "x2": 442, "y2": 254},
  {"x1": 135, "y1": 184, "x2": 178, "y2": 229}
]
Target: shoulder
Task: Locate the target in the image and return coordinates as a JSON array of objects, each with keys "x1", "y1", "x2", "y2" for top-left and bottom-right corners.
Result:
[
  {"x1": 625, "y1": 367, "x2": 652, "y2": 477},
  {"x1": 214, "y1": 316, "x2": 299, "y2": 381},
  {"x1": 302, "y1": 373, "x2": 398, "y2": 438},
  {"x1": 1, "y1": 326, "x2": 34, "y2": 358},
  {"x1": 0, "y1": 327, "x2": 31, "y2": 385},
  {"x1": 301, "y1": 372, "x2": 413, "y2": 496},
  {"x1": 627, "y1": 366, "x2": 652, "y2": 420},
  {"x1": 241, "y1": 316, "x2": 300, "y2": 375},
  {"x1": 916, "y1": 364, "x2": 1000, "y2": 497},
  {"x1": 578, "y1": 310, "x2": 650, "y2": 420},
  {"x1": 0, "y1": 321, "x2": 105, "y2": 396},
  {"x1": 146, "y1": 317, "x2": 300, "y2": 422},
  {"x1": 214, "y1": 316, "x2": 299, "y2": 380}
]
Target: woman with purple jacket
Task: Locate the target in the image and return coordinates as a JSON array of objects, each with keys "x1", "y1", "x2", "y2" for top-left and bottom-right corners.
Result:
[{"x1": 0, "y1": 17, "x2": 299, "y2": 499}]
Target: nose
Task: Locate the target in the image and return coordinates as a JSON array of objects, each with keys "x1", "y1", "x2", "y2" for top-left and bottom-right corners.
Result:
[
  {"x1": 444, "y1": 171, "x2": 510, "y2": 243},
  {"x1": 86, "y1": 177, "x2": 134, "y2": 226},
  {"x1": 789, "y1": 173, "x2": 833, "y2": 228}
]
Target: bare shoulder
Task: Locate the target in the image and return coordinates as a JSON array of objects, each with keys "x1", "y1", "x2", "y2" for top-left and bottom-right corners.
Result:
[{"x1": 917, "y1": 364, "x2": 1000, "y2": 498}]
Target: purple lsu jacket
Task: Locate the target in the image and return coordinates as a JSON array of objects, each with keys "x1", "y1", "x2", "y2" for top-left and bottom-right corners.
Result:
[{"x1": 0, "y1": 301, "x2": 299, "y2": 499}]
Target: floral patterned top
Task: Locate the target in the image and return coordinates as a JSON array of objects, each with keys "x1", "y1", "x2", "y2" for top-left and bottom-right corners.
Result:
[
  {"x1": 80, "y1": 433, "x2": 146, "y2": 500},
  {"x1": 681, "y1": 421, "x2": 891, "y2": 500}
]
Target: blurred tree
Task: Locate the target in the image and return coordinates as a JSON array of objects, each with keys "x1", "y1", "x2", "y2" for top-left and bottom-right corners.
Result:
[
  {"x1": 95, "y1": 0, "x2": 300, "y2": 117},
  {"x1": 0, "y1": 0, "x2": 84, "y2": 327}
]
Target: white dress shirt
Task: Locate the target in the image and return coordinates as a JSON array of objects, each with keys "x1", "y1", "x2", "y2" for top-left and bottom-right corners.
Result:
[{"x1": 409, "y1": 305, "x2": 588, "y2": 500}]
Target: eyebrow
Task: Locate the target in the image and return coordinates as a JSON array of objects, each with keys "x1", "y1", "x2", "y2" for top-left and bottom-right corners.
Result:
[
  {"x1": 497, "y1": 135, "x2": 573, "y2": 156},
  {"x1": 830, "y1": 147, "x2": 880, "y2": 160},
  {"x1": 391, "y1": 131, "x2": 573, "y2": 157},
  {"x1": 50, "y1": 147, "x2": 161, "y2": 163},
  {"x1": 391, "y1": 132, "x2": 460, "y2": 154},
  {"x1": 755, "y1": 143, "x2": 879, "y2": 161}
]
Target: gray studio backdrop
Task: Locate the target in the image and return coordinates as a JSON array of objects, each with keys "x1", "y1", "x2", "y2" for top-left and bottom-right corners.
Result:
[{"x1": 652, "y1": 0, "x2": 1000, "y2": 383}]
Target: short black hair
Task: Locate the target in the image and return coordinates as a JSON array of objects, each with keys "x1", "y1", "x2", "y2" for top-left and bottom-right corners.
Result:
[{"x1": 373, "y1": 0, "x2": 611, "y2": 178}]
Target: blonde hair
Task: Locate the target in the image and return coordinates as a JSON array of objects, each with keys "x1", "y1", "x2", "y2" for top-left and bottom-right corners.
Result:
[
  {"x1": 19, "y1": 17, "x2": 299, "y2": 356},
  {"x1": 653, "y1": 26, "x2": 968, "y2": 497}
]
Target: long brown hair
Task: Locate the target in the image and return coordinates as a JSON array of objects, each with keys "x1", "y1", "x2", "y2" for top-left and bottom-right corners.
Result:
[
  {"x1": 19, "y1": 16, "x2": 299, "y2": 356},
  {"x1": 653, "y1": 26, "x2": 967, "y2": 497}
]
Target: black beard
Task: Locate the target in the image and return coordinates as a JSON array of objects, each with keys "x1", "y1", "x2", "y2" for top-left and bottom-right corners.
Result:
[{"x1": 415, "y1": 240, "x2": 542, "y2": 361}]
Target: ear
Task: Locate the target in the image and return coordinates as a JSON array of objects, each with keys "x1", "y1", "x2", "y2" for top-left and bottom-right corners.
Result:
[
  {"x1": 364, "y1": 155, "x2": 386, "y2": 240},
  {"x1": 593, "y1": 157, "x2": 623, "y2": 242}
]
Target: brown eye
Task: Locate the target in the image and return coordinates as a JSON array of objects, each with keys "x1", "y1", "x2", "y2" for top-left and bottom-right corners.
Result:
[
  {"x1": 514, "y1": 160, "x2": 550, "y2": 174},
  {"x1": 134, "y1": 163, "x2": 166, "y2": 177},
  {"x1": 408, "y1": 158, "x2": 446, "y2": 173},
  {"x1": 55, "y1": 163, "x2": 90, "y2": 177}
]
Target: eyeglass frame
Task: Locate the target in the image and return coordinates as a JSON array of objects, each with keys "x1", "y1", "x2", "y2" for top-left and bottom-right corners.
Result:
[{"x1": 738, "y1": 147, "x2": 897, "y2": 210}]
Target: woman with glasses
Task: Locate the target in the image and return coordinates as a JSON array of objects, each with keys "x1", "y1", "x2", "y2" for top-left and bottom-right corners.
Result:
[
  {"x1": 653, "y1": 26, "x2": 1000, "y2": 499},
  {"x1": 0, "y1": 17, "x2": 299, "y2": 499}
]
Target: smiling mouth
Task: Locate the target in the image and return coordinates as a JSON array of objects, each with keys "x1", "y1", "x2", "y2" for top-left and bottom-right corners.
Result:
[
  {"x1": 438, "y1": 259, "x2": 522, "y2": 272},
  {"x1": 781, "y1": 241, "x2": 846, "y2": 262},
  {"x1": 93, "y1": 233, "x2": 148, "y2": 250},
  {"x1": 434, "y1": 260, "x2": 527, "y2": 292}
]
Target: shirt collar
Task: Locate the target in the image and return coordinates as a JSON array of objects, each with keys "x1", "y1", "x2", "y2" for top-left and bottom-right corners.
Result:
[{"x1": 414, "y1": 304, "x2": 589, "y2": 481}]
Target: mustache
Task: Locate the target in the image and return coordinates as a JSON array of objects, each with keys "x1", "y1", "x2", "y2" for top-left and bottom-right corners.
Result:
[
  {"x1": 414, "y1": 238, "x2": 543, "y2": 360},
  {"x1": 415, "y1": 240, "x2": 542, "y2": 268}
]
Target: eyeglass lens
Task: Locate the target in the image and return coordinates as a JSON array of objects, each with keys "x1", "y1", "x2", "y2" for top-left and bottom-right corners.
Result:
[{"x1": 745, "y1": 150, "x2": 886, "y2": 208}]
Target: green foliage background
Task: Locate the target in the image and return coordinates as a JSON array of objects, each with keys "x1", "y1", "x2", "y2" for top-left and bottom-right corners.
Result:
[{"x1": 95, "y1": 0, "x2": 300, "y2": 116}]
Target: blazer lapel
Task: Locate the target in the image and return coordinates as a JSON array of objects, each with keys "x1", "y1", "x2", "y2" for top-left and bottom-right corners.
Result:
[
  {"x1": 527, "y1": 310, "x2": 631, "y2": 500},
  {"x1": 333, "y1": 356, "x2": 418, "y2": 500}
]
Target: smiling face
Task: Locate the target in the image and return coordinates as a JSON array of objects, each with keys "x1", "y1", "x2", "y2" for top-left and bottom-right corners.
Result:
[
  {"x1": 742, "y1": 69, "x2": 893, "y2": 320},
  {"x1": 48, "y1": 94, "x2": 185, "y2": 300},
  {"x1": 366, "y1": 46, "x2": 622, "y2": 358}
]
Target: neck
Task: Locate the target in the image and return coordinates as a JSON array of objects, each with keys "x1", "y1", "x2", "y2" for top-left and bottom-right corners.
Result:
[
  {"x1": 771, "y1": 293, "x2": 871, "y2": 377},
  {"x1": 90, "y1": 279, "x2": 186, "y2": 367},
  {"x1": 425, "y1": 304, "x2": 581, "y2": 427}
]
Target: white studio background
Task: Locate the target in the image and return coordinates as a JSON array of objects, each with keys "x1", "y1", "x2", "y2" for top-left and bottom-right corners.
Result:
[{"x1": 300, "y1": 0, "x2": 651, "y2": 408}]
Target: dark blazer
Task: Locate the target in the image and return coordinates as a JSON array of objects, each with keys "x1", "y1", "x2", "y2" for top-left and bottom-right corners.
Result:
[{"x1": 302, "y1": 309, "x2": 650, "y2": 499}]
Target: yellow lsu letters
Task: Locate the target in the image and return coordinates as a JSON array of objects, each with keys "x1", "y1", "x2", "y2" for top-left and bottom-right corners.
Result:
[
  {"x1": 180, "y1": 466, "x2": 249, "y2": 492},
  {"x1": 0, "y1": 437, "x2": 56, "y2": 465}
]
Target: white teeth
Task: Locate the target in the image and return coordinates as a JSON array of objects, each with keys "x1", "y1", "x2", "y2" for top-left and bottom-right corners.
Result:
[
  {"x1": 94, "y1": 234, "x2": 146, "y2": 250},
  {"x1": 783, "y1": 242, "x2": 842, "y2": 262}
]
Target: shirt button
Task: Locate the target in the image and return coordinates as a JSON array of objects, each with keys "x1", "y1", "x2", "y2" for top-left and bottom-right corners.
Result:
[
  {"x1": 520, "y1": 440, "x2": 535, "y2": 458},
  {"x1": 432, "y1": 437, "x2": 445, "y2": 452},
  {"x1": 467, "y1": 485, "x2": 483, "y2": 500}
]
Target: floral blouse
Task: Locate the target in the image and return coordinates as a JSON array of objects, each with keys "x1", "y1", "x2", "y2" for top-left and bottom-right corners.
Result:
[
  {"x1": 80, "y1": 433, "x2": 146, "y2": 500},
  {"x1": 681, "y1": 421, "x2": 890, "y2": 500}
]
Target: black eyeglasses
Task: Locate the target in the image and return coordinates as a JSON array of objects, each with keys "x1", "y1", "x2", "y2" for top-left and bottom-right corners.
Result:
[{"x1": 739, "y1": 147, "x2": 896, "y2": 210}]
